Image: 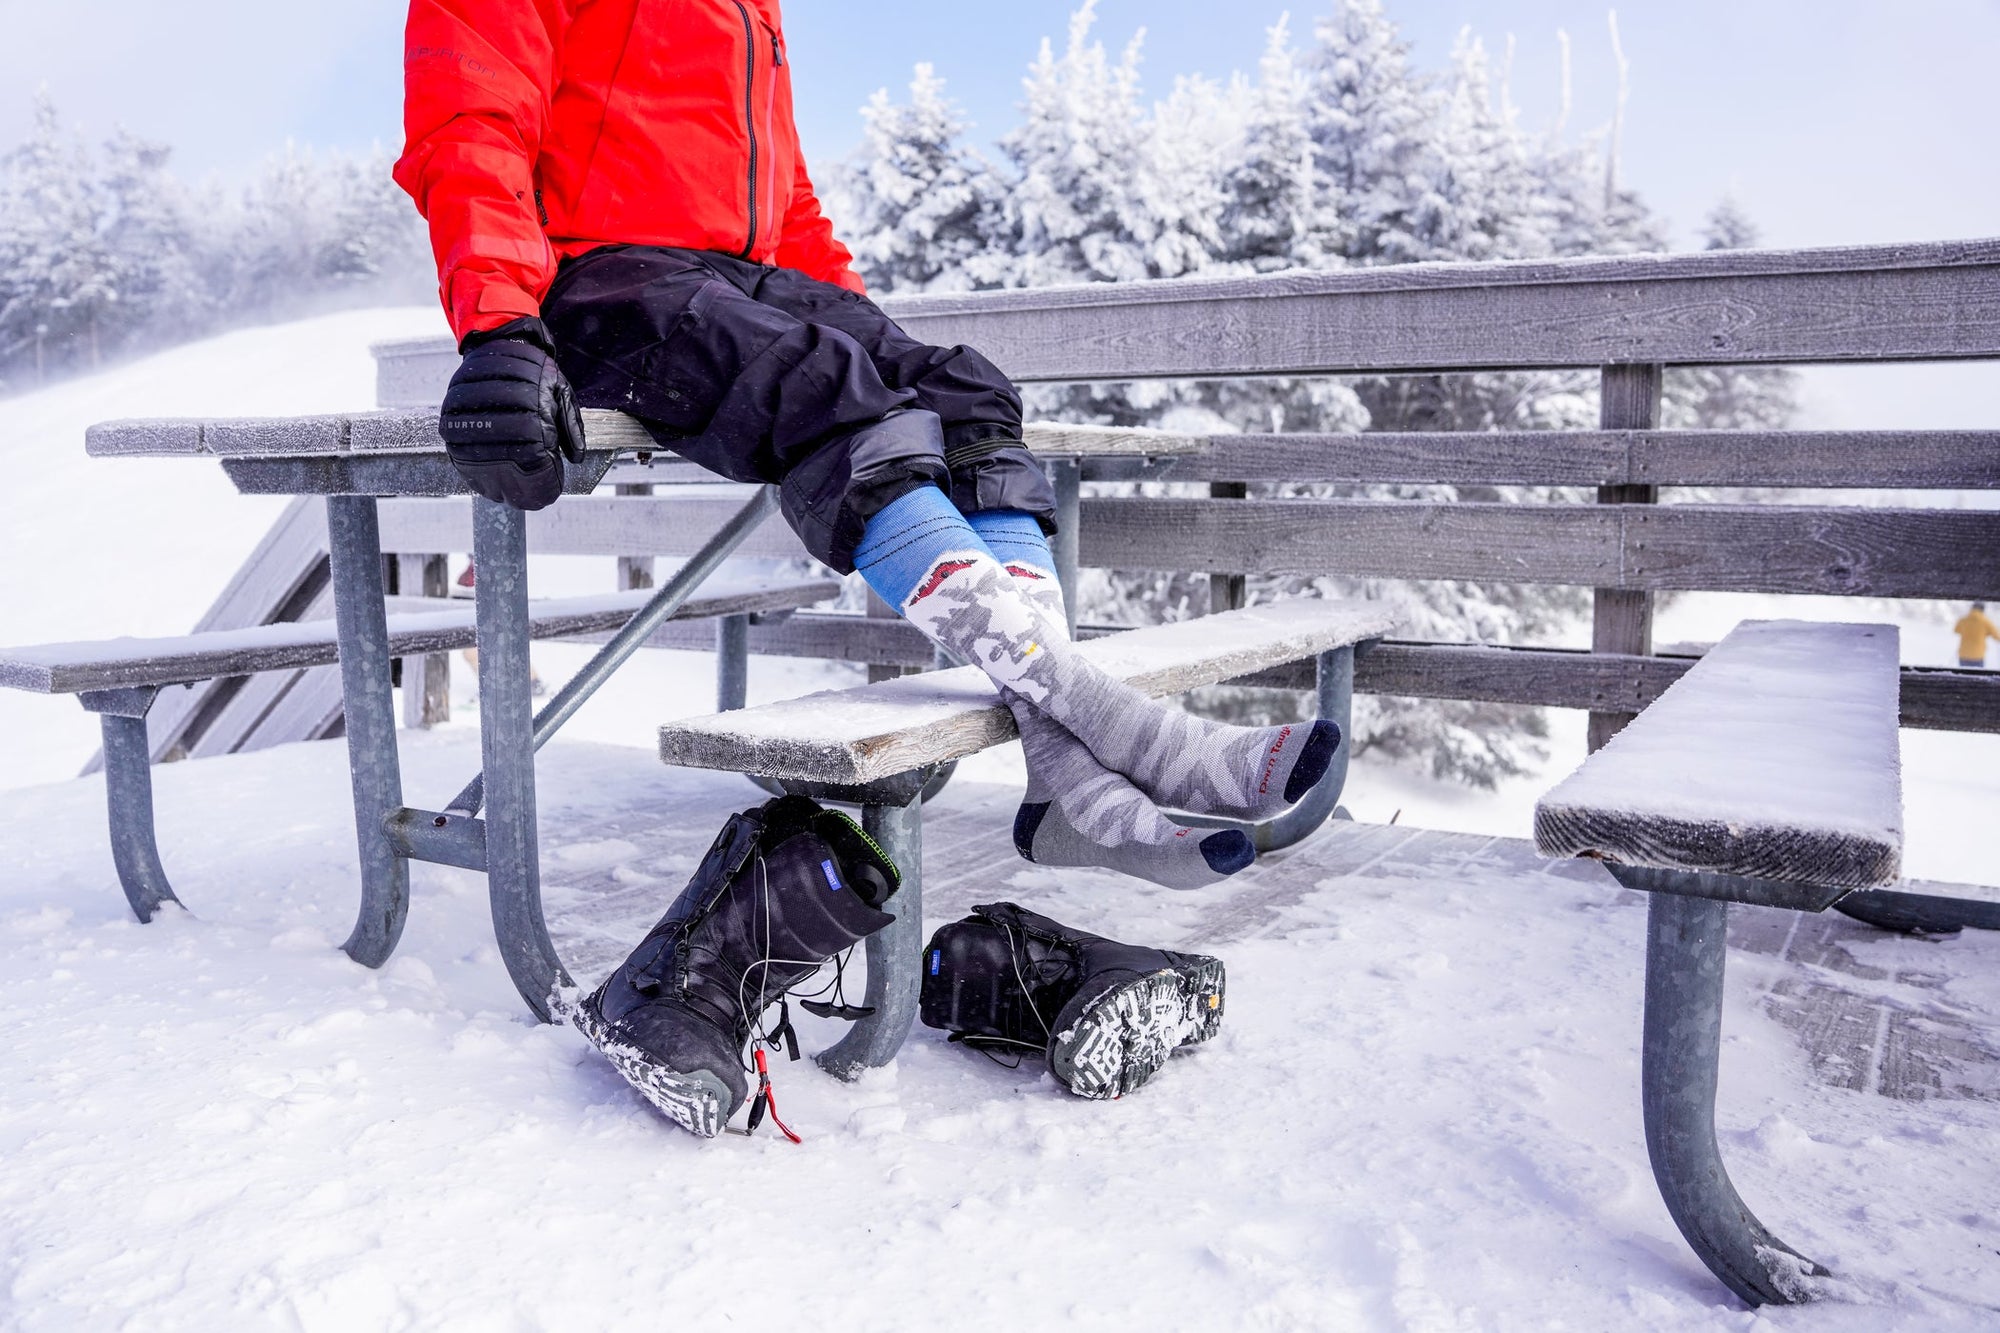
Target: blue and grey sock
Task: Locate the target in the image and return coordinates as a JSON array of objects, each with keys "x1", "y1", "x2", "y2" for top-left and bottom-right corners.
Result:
[
  {"x1": 966, "y1": 510, "x2": 1253, "y2": 889},
  {"x1": 855, "y1": 487, "x2": 1337, "y2": 824}
]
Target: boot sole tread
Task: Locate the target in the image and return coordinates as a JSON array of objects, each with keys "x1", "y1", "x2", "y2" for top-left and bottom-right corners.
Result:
[
  {"x1": 570, "y1": 999, "x2": 729, "y2": 1139},
  {"x1": 1048, "y1": 956, "x2": 1225, "y2": 1100}
]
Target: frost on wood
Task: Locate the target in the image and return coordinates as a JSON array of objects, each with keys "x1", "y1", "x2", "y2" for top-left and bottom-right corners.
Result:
[
  {"x1": 1535, "y1": 620, "x2": 1903, "y2": 888},
  {"x1": 0, "y1": 576, "x2": 837, "y2": 695},
  {"x1": 657, "y1": 600, "x2": 1398, "y2": 784},
  {"x1": 90, "y1": 405, "x2": 1206, "y2": 463}
]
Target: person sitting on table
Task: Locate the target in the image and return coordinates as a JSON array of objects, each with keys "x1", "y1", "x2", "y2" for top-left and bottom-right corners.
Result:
[{"x1": 393, "y1": 0, "x2": 1341, "y2": 1133}]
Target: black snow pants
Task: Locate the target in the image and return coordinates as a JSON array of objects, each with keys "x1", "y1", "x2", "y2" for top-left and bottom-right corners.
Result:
[{"x1": 539, "y1": 245, "x2": 1056, "y2": 573}]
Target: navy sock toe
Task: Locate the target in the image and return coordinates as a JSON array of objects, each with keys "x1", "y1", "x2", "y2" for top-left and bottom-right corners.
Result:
[
  {"x1": 1282, "y1": 720, "x2": 1343, "y2": 804},
  {"x1": 1013, "y1": 802, "x2": 1051, "y2": 860},
  {"x1": 1199, "y1": 829, "x2": 1256, "y2": 875}
]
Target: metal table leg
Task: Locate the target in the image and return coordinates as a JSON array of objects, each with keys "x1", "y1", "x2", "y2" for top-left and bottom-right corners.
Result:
[
  {"x1": 1639, "y1": 890, "x2": 1827, "y2": 1306},
  {"x1": 716, "y1": 613, "x2": 750, "y2": 712},
  {"x1": 817, "y1": 793, "x2": 925, "y2": 1081},
  {"x1": 326, "y1": 495, "x2": 409, "y2": 968},
  {"x1": 471, "y1": 497, "x2": 571, "y2": 1020},
  {"x1": 1172, "y1": 643, "x2": 1360, "y2": 853},
  {"x1": 78, "y1": 686, "x2": 179, "y2": 922}
]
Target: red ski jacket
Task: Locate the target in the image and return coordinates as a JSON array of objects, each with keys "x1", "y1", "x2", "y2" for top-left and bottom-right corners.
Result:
[{"x1": 394, "y1": 0, "x2": 863, "y2": 342}]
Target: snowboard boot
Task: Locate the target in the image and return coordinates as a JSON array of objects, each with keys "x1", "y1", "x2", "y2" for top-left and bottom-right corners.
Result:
[
  {"x1": 919, "y1": 902, "x2": 1225, "y2": 1099},
  {"x1": 573, "y1": 796, "x2": 900, "y2": 1138}
]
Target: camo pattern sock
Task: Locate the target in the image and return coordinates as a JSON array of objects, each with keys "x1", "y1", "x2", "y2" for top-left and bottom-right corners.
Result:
[
  {"x1": 966, "y1": 511, "x2": 1254, "y2": 888},
  {"x1": 854, "y1": 489, "x2": 1339, "y2": 822}
]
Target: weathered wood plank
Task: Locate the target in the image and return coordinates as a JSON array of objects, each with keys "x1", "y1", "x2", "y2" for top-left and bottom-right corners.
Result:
[
  {"x1": 238, "y1": 665, "x2": 347, "y2": 753},
  {"x1": 80, "y1": 418, "x2": 208, "y2": 457},
  {"x1": 92, "y1": 407, "x2": 1201, "y2": 466},
  {"x1": 1078, "y1": 498, "x2": 2000, "y2": 598},
  {"x1": 220, "y1": 452, "x2": 620, "y2": 499},
  {"x1": 1089, "y1": 429, "x2": 2000, "y2": 488},
  {"x1": 188, "y1": 583, "x2": 337, "y2": 760},
  {"x1": 1899, "y1": 667, "x2": 2000, "y2": 733},
  {"x1": 376, "y1": 494, "x2": 814, "y2": 561},
  {"x1": 1624, "y1": 505, "x2": 2000, "y2": 598},
  {"x1": 878, "y1": 240, "x2": 2000, "y2": 379},
  {"x1": 397, "y1": 554, "x2": 453, "y2": 729},
  {"x1": 1243, "y1": 641, "x2": 2000, "y2": 734},
  {"x1": 1627, "y1": 431, "x2": 2000, "y2": 490},
  {"x1": 1535, "y1": 621, "x2": 1903, "y2": 888},
  {"x1": 120, "y1": 498, "x2": 332, "y2": 769},
  {"x1": 370, "y1": 244, "x2": 2000, "y2": 397},
  {"x1": 1080, "y1": 498, "x2": 1625, "y2": 583},
  {"x1": 0, "y1": 579, "x2": 839, "y2": 695},
  {"x1": 658, "y1": 601, "x2": 1400, "y2": 784},
  {"x1": 567, "y1": 609, "x2": 933, "y2": 667}
]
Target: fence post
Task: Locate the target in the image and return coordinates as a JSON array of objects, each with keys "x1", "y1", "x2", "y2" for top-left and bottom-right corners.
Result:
[
  {"x1": 397, "y1": 554, "x2": 452, "y2": 728},
  {"x1": 1590, "y1": 364, "x2": 1663, "y2": 752},
  {"x1": 1208, "y1": 480, "x2": 1248, "y2": 614},
  {"x1": 615, "y1": 481, "x2": 656, "y2": 590}
]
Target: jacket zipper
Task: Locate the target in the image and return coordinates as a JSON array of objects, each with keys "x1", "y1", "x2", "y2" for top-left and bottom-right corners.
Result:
[{"x1": 733, "y1": 0, "x2": 759, "y2": 260}]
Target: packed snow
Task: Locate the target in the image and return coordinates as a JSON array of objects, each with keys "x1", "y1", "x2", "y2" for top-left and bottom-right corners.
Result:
[
  {"x1": 2, "y1": 311, "x2": 1998, "y2": 1330},
  {"x1": 3, "y1": 731, "x2": 1998, "y2": 1330}
]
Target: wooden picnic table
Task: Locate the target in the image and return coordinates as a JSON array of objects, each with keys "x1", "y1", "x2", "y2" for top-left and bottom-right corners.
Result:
[{"x1": 84, "y1": 410, "x2": 1211, "y2": 1016}]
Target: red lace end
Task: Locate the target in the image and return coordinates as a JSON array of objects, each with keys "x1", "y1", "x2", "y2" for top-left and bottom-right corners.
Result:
[{"x1": 753, "y1": 1047, "x2": 802, "y2": 1144}]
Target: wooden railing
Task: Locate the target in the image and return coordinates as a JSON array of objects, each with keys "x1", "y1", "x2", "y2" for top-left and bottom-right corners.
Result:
[{"x1": 370, "y1": 238, "x2": 2000, "y2": 747}]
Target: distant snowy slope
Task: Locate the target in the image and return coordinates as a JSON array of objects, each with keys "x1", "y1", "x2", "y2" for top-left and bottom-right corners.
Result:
[{"x1": 0, "y1": 308, "x2": 448, "y2": 789}]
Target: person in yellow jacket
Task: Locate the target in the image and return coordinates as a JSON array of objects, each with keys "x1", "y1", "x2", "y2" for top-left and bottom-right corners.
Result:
[{"x1": 1956, "y1": 601, "x2": 2000, "y2": 667}]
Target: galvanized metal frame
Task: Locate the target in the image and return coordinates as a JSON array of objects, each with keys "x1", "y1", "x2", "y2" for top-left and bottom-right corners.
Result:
[
  {"x1": 77, "y1": 686, "x2": 180, "y2": 922},
  {"x1": 1596, "y1": 860, "x2": 2000, "y2": 1305},
  {"x1": 325, "y1": 494, "x2": 410, "y2": 967},
  {"x1": 1605, "y1": 864, "x2": 1831, "y2": 1307}
]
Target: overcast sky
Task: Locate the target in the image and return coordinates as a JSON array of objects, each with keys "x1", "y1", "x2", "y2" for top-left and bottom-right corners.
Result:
[
  {"x1": 5, "y1": 1, "x2": 1996, "y2": 423},
  {"x1": 6, "y1": 0, "x2": 1997, "y2": 251}
]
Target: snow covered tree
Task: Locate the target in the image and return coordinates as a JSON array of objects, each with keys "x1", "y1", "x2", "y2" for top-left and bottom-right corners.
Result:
[
  {"x1": 1402, "y1": 32, "x2": 1547, "y2": 264},
  {"x1": 0, "y1": 94, "x2": 117, "y2": 385},
  {"x1": 1217, "y1": 17, "x2": 1314, "y2": 272},
  {"x1": 0, "y1": 95, "x2": 437, "y2": 394},
  {"x1": 996, "y1": 1, "x2": 1217, "y2": 287},
  {"x1": 320, "y1": 149, "x2": 432, "y2": 298},
  {"x1": 98, "y1": 130, "x2": 210, "y2": 348},
  {"x1": 1300, "y1": 0, "x2": 1436, "y2": 266},
  {"x1": 835, "y1": 65, "x2": 1009, "y2": 294}
]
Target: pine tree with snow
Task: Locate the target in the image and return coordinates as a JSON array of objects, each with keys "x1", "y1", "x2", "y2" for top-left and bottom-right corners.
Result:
[
  {"x1": 997, "y1": 1, "x2": 1217, "y2": 288},
  {"x1": 1300, "y1": 0, "x2": 1436, "y2": 266},
  {"x1": 835, "y1": 65, "x2": 1009, "y2": 295},
  {"x1": 99, "y1": 130, "x2": 210, "y2": 349},
  {"x1": 320, "y1": 149, "x2": 432, "y2": 298},
  {"x1": 0, "y1": 95, "x2": 118, "y2": 384},
  {"x1": 1402, "y1": 31, "x2": 1548, "y2": 264},
  {"x1": 1217, "y1": 16, "x2": 1315, "y2": 272}
]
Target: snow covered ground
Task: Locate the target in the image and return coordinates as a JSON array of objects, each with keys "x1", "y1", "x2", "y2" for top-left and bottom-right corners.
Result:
[
  {"x1": 2, "y1": 732, "x2": 1997, "y2": 1331},
  {"x1": 2, "y1": 313, "x2": 1998, "y2": 1328}
]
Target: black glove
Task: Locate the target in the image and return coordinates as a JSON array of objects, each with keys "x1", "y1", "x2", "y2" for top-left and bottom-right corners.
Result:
[{"x1": 439, "y1": 316, "x2": 587, "y2": 511}]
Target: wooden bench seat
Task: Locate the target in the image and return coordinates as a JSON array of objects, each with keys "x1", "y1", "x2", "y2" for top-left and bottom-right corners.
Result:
[
  {"x1": 0, "y1": 576, "x2": 839, "y2": 696},
  {"x1": 659, "y1": 600, "x2": 1398, "y2": 785},
  {"x1": 1535, "y1": 619, "x2": 1904, "y2": 897},
  {"x1": 4, "y1": 570, "x2": 837, "y2": 938}
]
